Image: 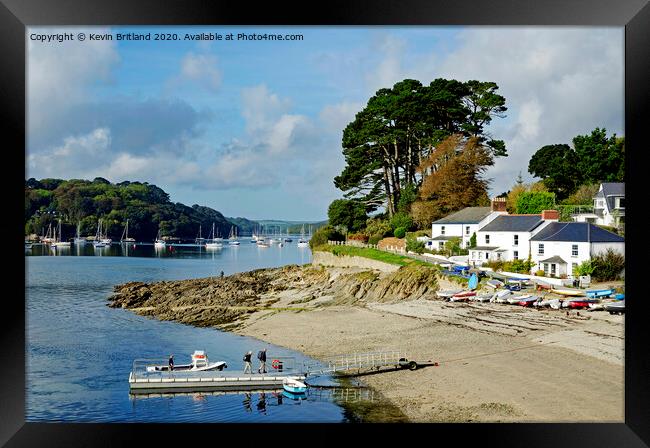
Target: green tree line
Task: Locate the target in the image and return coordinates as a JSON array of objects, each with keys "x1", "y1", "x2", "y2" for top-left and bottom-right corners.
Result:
[{"x1": 25, "y1": 177, "x2": 250, "y2": 241}]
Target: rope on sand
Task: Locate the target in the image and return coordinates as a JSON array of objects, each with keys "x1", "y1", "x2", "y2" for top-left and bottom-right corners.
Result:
[{"x1": 437, "y1": 341, "x2": 560, "y2": 364}]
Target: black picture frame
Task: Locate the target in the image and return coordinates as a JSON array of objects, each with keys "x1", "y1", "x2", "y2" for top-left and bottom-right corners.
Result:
[{"x1": 2, "y1": 0, "x2": 648, "y2": 446}]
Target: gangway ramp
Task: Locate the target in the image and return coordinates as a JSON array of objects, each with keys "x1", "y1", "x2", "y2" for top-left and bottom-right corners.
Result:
[{"x1": 302, "y1": 351, "x2": 421, "y2": 377}]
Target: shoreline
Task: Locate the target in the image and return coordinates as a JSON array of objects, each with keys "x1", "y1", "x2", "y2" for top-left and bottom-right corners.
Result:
[{"x1": 108, "y1": 261, "x2": 624, "y2": 423}]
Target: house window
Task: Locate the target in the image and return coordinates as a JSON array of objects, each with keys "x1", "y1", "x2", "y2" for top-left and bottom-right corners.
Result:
[
  {"x1": 617, "y1": 198, "x2": 625, "y2": 209},
  {"x1": 497, "y1": 253, "x2": 501, "y2": 260},
  {"x1": 441, "y1": 226, "x2": 445, "y2": 235},
  {"x1": 466, "y1": 226, "x2": 470, "y2": 235},
  {"x1": 514, "y1": 235, "x2": 519, "y2": 246},
  {"x1": 439, "y1": 242, "x2": 444, "y2": 249},
  {"x1": 551, "y1": 264, "x2": 556, "y2": 276},
  {"x1": 485, "y1": 252, "x2": 489, "y2": 260},
  {"x1": 538, "y1": 244, "x2": 544, "y2": 255},
  {"x1": 543, "y1": 263, "x2": 549, "y2": 274},
  {"x1": 572, "y1": 244, "x2": 578, "y2": 257},
  {"x1": 513, "y1": 251, "x2": 519, "y2": 260},
  {"x1": 485, "y1": 234, "x2": 490, "y2": 244}
]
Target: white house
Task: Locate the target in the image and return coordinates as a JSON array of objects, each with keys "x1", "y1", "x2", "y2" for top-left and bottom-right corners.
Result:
[
  {"x1": 529, "y1": 221, "x2": 625, "y2": 278},
  {"x1": 468, "y1": 210, "x2": 559, "y2": 266},
  {"x1": 430, "y1": 198, "x2": 508, "y2": 250},
  {"x1": 573, "y1": 182, "x2": 625, "y2": 228}
]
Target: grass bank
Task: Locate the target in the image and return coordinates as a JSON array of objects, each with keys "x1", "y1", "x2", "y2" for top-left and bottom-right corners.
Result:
[{"x1": 314, "y1": 244, "x2": 432, "y2": 267}]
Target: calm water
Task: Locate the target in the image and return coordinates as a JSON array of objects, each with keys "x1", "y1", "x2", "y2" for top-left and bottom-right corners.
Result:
[{"x1": 25, "y1": 239, "x2": 376, "y2": 422}]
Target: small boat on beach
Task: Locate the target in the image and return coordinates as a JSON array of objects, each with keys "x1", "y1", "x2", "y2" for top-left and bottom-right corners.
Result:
[
  {"x1": 486, "y1": 279, "x2": 504, "y2": 289},
  {"x1": 534, "y1": 280, "x2": 553, "y2": 291},
  {"x1": 614, "y1": 293, "x2": 625, "y2": 301},
  {"x1": 551, "y1": 286, "x2": 585, "y2": 297},
  {"x1": 491, "y1": 290, "x2": 512, "y2": 303},
  {"x1": 504, "y1": 283, "x2": 522, "y2": 292},
  {"x1": 566, "y1": 298, "x2": 599, "y2": 309},
  {"x1": 585, "y1": 289, "x2": 615, "y2": 299},
  {"x1": 282, "y1": 377, "x2": 308, "y2": 394},
  {"x1": 436, "y1": 289, "x2": 462, "y2": 299},
  {"x1": 604, "y1": 300, "x2": 625, "y2": 315},
  {"x1": 146, "y1": 350, "x2": 227, "y2": 373},
  {"x1": 449, "y1": 291, "x2": 476, "y2": 302},
  {"x1": 473, "y1": 294, "x2": 493, "y2": 302},
  {"x1": 518, "y1": 296, "x2": 539, "y2": 307}
]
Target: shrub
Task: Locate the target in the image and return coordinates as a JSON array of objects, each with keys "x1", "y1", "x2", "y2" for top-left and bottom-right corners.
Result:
[
  {"x1": 504, "y1": 258, "x2": 534, "y2": 274},
  {"x1": 406, "y1": 236, "x2": 425, "y2": 254},
  {"x1": 535, "y1": 270, "x2": 545, "y2": 277},
  {"x1": 309, "y1": 225, "x2": 345, "y2": 249},
  {"x1": 390, "y1": 212, "x2": 413, "y2": 231},
  {"x1": 591, "y1": 249, "x2": 625, "y2": 281},
  {"x1": 574, "y1": 260, "x2": 595, "y2": 276},
  {"x1": 468, "y1": 232, "x2": 477, "y2": 248},
  {"x1": 365, "y1": 218, "x2": 392, "y2": 239},
  {"x1": 368, "y1": 235, "x2": 382, "y2": 245},
  {"x1": 486, "y1": 260, "x2": 505, "y2": 272},
  {"x1": 393, "y1": 227, "x2": 407, "y2": 238}
]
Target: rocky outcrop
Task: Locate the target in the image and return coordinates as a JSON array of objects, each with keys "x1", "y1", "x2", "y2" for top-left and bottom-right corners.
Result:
[{"x1": 108, "y1": 263, "x2": 439, "y2": 329}]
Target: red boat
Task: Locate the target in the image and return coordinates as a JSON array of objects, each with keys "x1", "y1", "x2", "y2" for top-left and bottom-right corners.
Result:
[
  {"x1": 567, "y1": 300, "x2": 593, "y2": 309},
  {"x1": 449, "y1": 291, "x2": 477, "y2": 302}
]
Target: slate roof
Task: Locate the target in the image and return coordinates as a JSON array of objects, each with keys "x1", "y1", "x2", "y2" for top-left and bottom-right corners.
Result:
[
  {"x1": 433, "y1": 207, "x2": 492, "y2": 224},
  {"x1": 530, "y1": 222, "x2": 624, "y2": 243},
  {"x1": 595, "y1": 182, "x2": 624, "y2": 211},
  {"x1": 479, "y1": 215, "x2": 544, "y2": 232},
  {"x1": 472, "y1": 246, "x2": 499, "y2": 251},
  {"x1": 431, "y1": 235, "x2": 455, "y2": 241},
  {"x1": 539, "y1": 256, "x2": 568, "y2": 264}
]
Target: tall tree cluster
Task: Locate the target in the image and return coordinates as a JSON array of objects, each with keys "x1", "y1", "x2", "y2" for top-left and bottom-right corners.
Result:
[
  {"x1": 334, "y1": 78, "x2": 507, "y2": 217},
  {"x1": 528, "y1": 128, "x2": 624, "y2": 200}
]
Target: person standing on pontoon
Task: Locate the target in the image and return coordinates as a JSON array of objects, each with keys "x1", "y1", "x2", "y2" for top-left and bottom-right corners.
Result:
[
  {"x1": 243, "y1": 351, "x2": 253, "y2": 374},
  {"x1": 257, "y1": 348, "x2": 267, "y2": 374},
  {"x1": 168, "y1": 354, "x2": 174, "y2": 372}
]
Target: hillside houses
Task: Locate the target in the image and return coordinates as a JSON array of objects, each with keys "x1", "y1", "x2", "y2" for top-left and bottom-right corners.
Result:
[
  {"x1": 572, "y1": 182, "x2": 625, "y2": 228},
  {"x1": 430, "y1": 196, "x2": 624, "y2": 278}
]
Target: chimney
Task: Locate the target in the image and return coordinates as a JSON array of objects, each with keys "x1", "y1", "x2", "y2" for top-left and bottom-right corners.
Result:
[
  {"x1": 542, "y1": 210, "x2": 559, "y2": 221},
  {"x1": 491, "y1": 197, "x2": 507, "y2": 212}
]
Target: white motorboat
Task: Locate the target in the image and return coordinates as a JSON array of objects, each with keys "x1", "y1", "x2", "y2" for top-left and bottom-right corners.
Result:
[{"x1": 146, "y1": 350, "x2": 227, "y2": 373}]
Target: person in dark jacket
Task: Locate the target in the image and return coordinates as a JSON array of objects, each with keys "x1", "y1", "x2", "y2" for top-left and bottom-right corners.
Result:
[
  {"x1": 257, "y1": 348, "x2": 267, "y2": 373},
  {"x1": 243, "y1": 351, "x2": 253, "y2": 374},
  {"x1": 168, "y1": 354, "x2": 174, "y2": 372}
]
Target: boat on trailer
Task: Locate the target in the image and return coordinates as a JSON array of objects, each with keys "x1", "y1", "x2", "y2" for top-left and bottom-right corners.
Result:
[{"x1": 146, "y1": 350, "x2": 227, "y2": 373}]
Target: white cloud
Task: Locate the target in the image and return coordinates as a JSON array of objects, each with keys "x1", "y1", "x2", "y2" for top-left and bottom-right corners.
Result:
[{"x1": 178, "y1": 52, "x2": 222, "y2": 92}]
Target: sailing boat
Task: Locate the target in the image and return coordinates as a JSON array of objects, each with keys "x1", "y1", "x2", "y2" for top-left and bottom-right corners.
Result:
[
  {"x1": 42, "y1": 223, "x2": 54, "y2": 244},
  {"x1": 93, "y1": 220, "x2": 107, "y2": 248},
  {"x1": 195, "y1": 225, "x2": 205, "y2": 244},
  {"x1": 120, "y1": 219, "x2": 136, "y2": 243},
  {"x1": 100, "y1": 220, "x2": 112, "y2": 245},
  {"x1": 228, "y1": 226, "x2": 240, "y2": 246},
  {"x1": 205, "y1": 223, "x2": 223, "y2": 249},
  {"x1": 154, "y1": 228, "x2": 166, "y2": 248},
  {"x1": 73, "y1": 221, "x2": 86, "y2": 245},
  {"x1": 297, "y1": 224, "x2": 309, "y2": 247},
  {"x1": 51, "y1": 219, "x2": 71, "y2": 248},
  {"x1": 284, "y1": 226, "x2": 292, "y2": 243}
]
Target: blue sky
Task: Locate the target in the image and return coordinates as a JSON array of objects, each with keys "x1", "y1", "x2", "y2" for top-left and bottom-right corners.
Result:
[{"x1": 27, "y1": 26, "x2": 623, "y2": 221}]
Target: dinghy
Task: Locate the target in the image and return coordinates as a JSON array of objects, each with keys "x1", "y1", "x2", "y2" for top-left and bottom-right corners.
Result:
[
  {"x1": 518, "y1": 296, "x2": 540, "y2": 307},
  {"x1": 283, "y1": 377, "x2": 308, "y2": 394},
  {"x1": 486, "y1": 279, "x2": 504, "y2": 289},
  {"x1": 436, "y1": 289, "x2": 462, "y2": 299},
  {"x1": 614, "y1": 293, "x2": 625, "y2": 301},
  {"x1": 506, "y1": 294, "x2": 527, "y2": 304},
  {"x1": 549, "y1": 299, "x2": 562, "y2": 310},
  {"x1": 552, "y1": 287, "x2": 585, "y2": 297},
  {"x1": 491, "y1": 290, "x2": 512, "y2": 303},
  {"x1": 566, "y1": 299, "x2": 598, "y2": 309},
  {"x1": 585, "y1": 289, "x2": 615, "y2": 299},
  {"x1": 504, "y1": 283, "x2": 522, "y2": 292},
  {"x1": 534, "y1": 280, "x2": 553, "y2": 291},
  {"x1": 449, "y1": 291, "x2": 477, "y2": 302},
  {"x1": 475, "y1": 294, "x2": 493, "y2": 302},
  {"x1": 604, "y1": 300, "x2": 625, "y2": 315}
]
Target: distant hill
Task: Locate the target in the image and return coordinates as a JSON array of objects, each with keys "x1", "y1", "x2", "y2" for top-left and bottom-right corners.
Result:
[
  {"x1": 255, "y1": 220, "x2": 328, "y2": 234},
  {"x1": 24, "y1": 177, "x2": 260, "y2": 241}
]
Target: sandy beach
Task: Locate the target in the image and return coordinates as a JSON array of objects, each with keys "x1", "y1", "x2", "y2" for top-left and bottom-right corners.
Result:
[{"x1": 110, "y1": 263, "x2": 624, "y2": 423}]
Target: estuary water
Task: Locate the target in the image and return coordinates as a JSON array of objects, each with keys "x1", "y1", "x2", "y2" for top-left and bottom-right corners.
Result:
[{"x1": 25, "y1": 239, "x2": 373, "y2": 423}]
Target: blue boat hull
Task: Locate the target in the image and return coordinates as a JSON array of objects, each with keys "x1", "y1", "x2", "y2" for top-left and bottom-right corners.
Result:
[
  {"x1": 586, "y1": 289, "x2": 615, "y2": 298},
  {"x1": 283, "y1": 385, "x2": 307, "y2": 394}
]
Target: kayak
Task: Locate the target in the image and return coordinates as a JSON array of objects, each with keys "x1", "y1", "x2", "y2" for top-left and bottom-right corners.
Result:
[{"x1": 585, "y1": 289, "x2": 615, "y2": 298}]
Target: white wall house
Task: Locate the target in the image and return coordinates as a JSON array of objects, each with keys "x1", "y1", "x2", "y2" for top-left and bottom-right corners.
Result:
[
  {"x1": 530, "y1": 222, "x2": 625, "y2": 278},
  {"x1": 573, "y1": 182, "x2": 625, "y2": 228},
  {"x1": 468, "y1": 211, "x2": 559, "y2": 266},
  {"x1": 430, "y1": 198, "x2": 508, "y2": 250}
]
